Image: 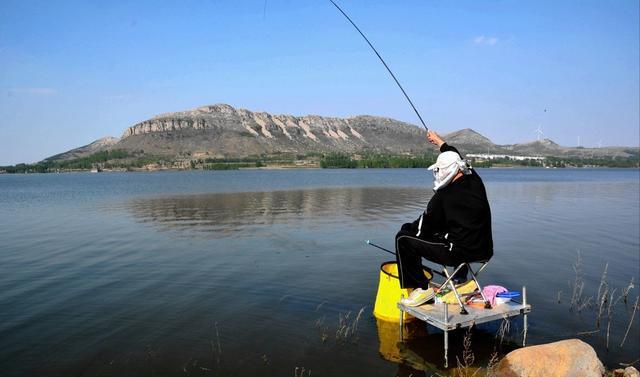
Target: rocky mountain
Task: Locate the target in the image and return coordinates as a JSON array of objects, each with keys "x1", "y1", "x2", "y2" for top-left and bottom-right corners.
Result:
[
  {"x1": 44, "y1": 136, "x2": 119, "y2": 161},
  {"x1": 46, "y1": 104, "x2": 638, "y2": 161},
  {"x1": 114, "y1": 104, "x2": 432, "y2": 158},
  {"x1": 442, "y1": 128, "x2": 497, "y2": 153}
]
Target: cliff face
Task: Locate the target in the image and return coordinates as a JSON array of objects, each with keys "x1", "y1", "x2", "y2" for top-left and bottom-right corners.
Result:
[{"x1": 115, "y1": 104, "x2": 428, "y2": 158}]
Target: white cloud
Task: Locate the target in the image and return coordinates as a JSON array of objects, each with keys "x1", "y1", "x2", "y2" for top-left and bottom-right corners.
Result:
[
  {"x1": 8, "y1": 87, "x2": 57, "y2": 95},
  {"x1": 473, "y1": 35, "x2": 498, "y2": 46}
]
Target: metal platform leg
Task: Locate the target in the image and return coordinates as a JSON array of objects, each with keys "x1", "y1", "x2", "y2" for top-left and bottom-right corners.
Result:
[
  {"x1": 522, "y1": 286, "x2": 528, "y2": 347},
  {"x1": 443, "y1": 303, "x2": 449, "y2": 368}
]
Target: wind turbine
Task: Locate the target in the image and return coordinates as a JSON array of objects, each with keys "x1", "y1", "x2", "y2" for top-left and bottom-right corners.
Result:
[{"x1": 534, "y1": 125, "x2": 544, "y2": 141}]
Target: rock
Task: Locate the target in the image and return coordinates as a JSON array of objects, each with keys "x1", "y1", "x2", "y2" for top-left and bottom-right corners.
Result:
[
  {"x1": 624, "y1": 366, "x2": 640, "y2": 377},
  {"x1": 612, "y1": 366, "x2": 639, "y2": 377},
  {"x1": 493, "y1": 339, "x2": 605, "y2": 377}
]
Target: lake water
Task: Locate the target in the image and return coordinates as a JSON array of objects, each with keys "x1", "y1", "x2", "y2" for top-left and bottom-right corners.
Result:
[{"x1": 1, "y1": 168, "x2": 638, "y2": 376}]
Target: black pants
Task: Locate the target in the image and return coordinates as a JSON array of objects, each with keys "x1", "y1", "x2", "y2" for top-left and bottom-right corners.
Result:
[{"x1": 395, "y1": 228, "x2": 467, "y2": 289}]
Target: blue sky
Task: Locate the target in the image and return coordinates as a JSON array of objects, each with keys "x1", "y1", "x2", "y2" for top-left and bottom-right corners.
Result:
[{"x1": 0, "y1": 0, "x2": 638, "y2": 165}]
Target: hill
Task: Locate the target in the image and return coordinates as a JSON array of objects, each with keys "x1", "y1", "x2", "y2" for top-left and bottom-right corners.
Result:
[{"x1": 39, "y1": 104, "x2": 638, "y2": 167}]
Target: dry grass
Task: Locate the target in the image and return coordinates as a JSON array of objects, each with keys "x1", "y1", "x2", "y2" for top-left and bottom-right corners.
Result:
[
  {"x1": 596, "y1": 262, "x2": 609, "y2": 304},
  {"x1": 294, "y1": 366, "x2": 312, "y2": 377},
  {"x1": 619, "y1": 296, "x2": 640, "y2": 348},
  {"x1": 213, "y1": 321, "x2": 222, "y2": 366},
  {"x1": 496, "y1": 316, "x2": 511, "y2": 346},
  {"x1": 565, "y1": 252, "x2": 638, "y2": 350},
  {"x1": 455, "y1": 326, "x2": 482, "y2": 377},
  {"x1": 569, "y1": 251, "x2": 585, "y2": 310},
  {"x1": 621, "y1": 278, "x2": 635, "y2": 304},
  {"x1": 335, "y1": 306, "x2": 365, "y2": 343},
  {"x1": 314, "y1": 315, "x2": 329, "y2": 343},
  {"x1": 485, "y1": 352, "x2": 501, "y2": 377},
  {"x1": 314, "y1": 306, "x2": 366, "y2": 344}
]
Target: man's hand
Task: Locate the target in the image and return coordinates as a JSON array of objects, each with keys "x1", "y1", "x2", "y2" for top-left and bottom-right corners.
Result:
[{"x1": 427, "y1": 130, "x2": 445, "y2": 148}]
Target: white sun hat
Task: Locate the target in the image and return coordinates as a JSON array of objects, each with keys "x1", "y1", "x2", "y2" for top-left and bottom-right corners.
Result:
[{"x1": 428, "y1": 151, "x2": 471, "y2": 191}]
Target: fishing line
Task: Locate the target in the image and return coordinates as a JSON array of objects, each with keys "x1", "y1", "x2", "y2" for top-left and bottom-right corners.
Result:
[{"x1": 328, "y1": 0, "x2": 429, "y2": 131}]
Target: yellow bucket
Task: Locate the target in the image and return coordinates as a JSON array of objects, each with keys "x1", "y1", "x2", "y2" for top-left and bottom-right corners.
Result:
[{"x1": 373, "y1": 261, "x2": 432, "y2": 322}]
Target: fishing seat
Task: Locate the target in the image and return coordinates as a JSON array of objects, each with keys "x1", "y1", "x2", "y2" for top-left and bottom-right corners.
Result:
[{"x1": 430, "y1": 260, "x2": 492, "y2": 315}]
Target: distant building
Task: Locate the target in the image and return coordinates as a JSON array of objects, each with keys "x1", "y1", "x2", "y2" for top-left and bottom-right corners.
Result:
[{"x1": 466, "y1": 153, "x2": 546, "y2": 161}]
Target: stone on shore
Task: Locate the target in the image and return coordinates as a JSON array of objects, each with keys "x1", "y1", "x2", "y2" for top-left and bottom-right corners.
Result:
[
  {"x1": 613, "y1": 366, "x2": 640, "y2": 377},
  {"x1": 493, "y1": 339, "x2": 605, "y2": 377}
]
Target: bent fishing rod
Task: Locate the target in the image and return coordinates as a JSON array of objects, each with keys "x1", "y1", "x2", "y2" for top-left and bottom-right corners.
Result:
[{"x1": 328, "y1": 0, "x2": 429, "y2": 132}]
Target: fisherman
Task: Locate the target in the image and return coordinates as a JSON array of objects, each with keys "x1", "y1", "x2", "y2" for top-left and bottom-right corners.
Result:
[{"x1": 396, "y1": 130, "x2": 493, "y2": 306}]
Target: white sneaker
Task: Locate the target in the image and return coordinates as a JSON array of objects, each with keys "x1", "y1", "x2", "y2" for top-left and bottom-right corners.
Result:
[{"x1": 400, "y1": 288, "x2": 435, "y2": 307}]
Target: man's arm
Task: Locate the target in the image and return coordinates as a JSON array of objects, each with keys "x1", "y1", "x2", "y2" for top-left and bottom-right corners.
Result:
[
  {"x1": 439, "y1": 143, "x2": 462, "y2": 157},
  {"x1": 427, "y1": 130, "x2": 462, "y2": 158}
]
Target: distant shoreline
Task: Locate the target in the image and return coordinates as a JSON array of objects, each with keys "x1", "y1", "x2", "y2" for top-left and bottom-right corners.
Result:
[{"x1": 2, "y1": 165, "x2": 638, "y2": 175}]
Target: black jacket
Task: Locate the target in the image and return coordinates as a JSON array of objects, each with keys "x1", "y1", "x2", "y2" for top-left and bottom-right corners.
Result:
[{"x1": 411, "y1": 143, "x2": 493, "y2": 261}]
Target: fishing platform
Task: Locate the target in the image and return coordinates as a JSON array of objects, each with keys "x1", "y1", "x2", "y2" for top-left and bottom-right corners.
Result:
[{"x1": 397, "y1": 287, "x2": 531, "y2": 368}]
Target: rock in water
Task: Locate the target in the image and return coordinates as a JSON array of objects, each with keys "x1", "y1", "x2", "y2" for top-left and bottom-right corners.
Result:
[
  {"x1": 494, "y1": 339, "x2": 605, "y2": 377},
  {"x1": 614, "y1": 367, "x2": 640, "y2": 377},
  {"x1": 624, "y1": 366, "x2": 640, "y2": 377}
]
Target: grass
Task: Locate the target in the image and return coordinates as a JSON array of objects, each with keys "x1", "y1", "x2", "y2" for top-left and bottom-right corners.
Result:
[
  {"x1": 562, "y1": 251, "x2": 639, "y2": 352},
  {"x1": 453, "y1": 324, "x2": 502, "y2": 377},
  {"x1": 620, "y1": 296, "x2": 639, "y2": 348},
  {"x1": 335, "y1": 307, "x2": 365, "y2": 343},
  {"x1": 294, "y1": 366, "x2": 312, "y2": 377}
]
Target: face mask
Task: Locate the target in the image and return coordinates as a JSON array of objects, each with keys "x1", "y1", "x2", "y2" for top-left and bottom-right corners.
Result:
[{"x1": 432, "y1": 163, "x2": 459, "y2": 191}]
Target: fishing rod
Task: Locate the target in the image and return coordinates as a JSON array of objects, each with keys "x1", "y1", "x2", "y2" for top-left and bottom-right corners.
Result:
[
  {"x1": 365, "y1": 240, "x2": 396, "y2": 256},
  {"x1": 365, "y1": 240, "x2": 446, "y2": 277},
  {"x1": 328, "y1": 0, "x2": 429, "y2": 132}
]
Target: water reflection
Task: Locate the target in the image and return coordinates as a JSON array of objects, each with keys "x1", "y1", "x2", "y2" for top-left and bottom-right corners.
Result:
[
  {"x1": 122, "y1": 187, "x2": 429, "y2": 236},
  {"x1": 375, "y1": 317, "x2": 521, "y2": 375}
]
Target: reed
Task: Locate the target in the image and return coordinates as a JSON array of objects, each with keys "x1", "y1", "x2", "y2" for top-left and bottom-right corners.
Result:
[
  {"x1": 565, "y1": 252, "x2": 638, "y2": 351},
  {"x1": 485, "y1": 351, "x2": 501, "y2": 377},
  {"x1": 294, "y1": 366, "x2": 312, "y2": 377},
  {"x1": 335, "y1": 306, "x2": 366, "y2": 343},
  {"x1": 455, "y1": 326, "x2": 481, "y2": 377},
  {"x1": 596, "y1": 289, "x2": 608, "y2": 328},
  {"x1": 212, "y1": 321, "x2": 222, "y2": 366},
  {"x1": 569, "y1": 251, "x2": 585, "y2": 311},
  {"x1": 314, "y1": 315, "x2": 329, "y2": 343},
  {"x1": 619, "y1": 296, "x2": 639, "y2": 348},
  {"x1": 621, "y1": 278, "x2": 635, "y2": 304},
  {"x1": 606, "y1": 288, "x2": 617, "y2": 350},
  {"x1": 596, "y1": 262, "x2": 609, "y2": 304},
  {"x1": 496, "y1": 316, "x2": 511, "y2": 346}
]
